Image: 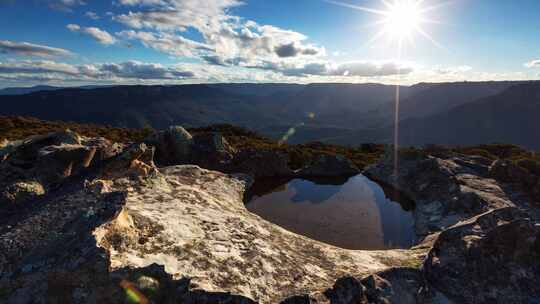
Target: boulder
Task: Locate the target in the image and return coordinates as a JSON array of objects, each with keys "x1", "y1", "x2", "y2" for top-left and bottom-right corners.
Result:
[
  {"x1": 489, "y1": 159, "x2": 535, "y2": 185},
  {"x1": 360, "y1": 268, "x2": 425, "y2": 304},
  {"x1": 82, "y1": 137, "x2": 124, "y2": 167},
  {"x1": 191, "y1": 132, "x2": 236, "y2": 169},
  {"x1": 298, "y1": 154, "x2": 359, "y2": 177},
  {"x1": 323, "y1": 276, "x2": 367, "y2": 303},
  {"x1": 6, "y1": 130, "x2": 81, "y2": 166},
  {"x1": 490, "y1": 160, "x2": 540, "y2": 201},
  {"x1": 0, "y1": 131, "x2": 124, "y2": 190},
  {"x1": 280, "y1": 268, "x2": 429, "y2": 304},
  {"x1": 35, "y1": 144, "x2": 97, "y2": 185},
  {"x1": 102, "y1": 143, "x2": 157, "y2": 178},
  {"x1": 0, "y1": 139, "x2": 20, "y2": 163},
  {"x1": 231, "y1": 148, "x2": 294, "y2": 178},
  {"x1": 145, "y1": 126, "x2": 193, "y2": 166},
  {"x1": 423, "y1": 207, "x2": 540, "y2": 303},
  {"x1": 1, "y1": 180, "x2": 45, "y2": 206}
]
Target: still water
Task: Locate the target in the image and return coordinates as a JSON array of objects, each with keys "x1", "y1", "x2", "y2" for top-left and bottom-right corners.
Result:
[{"x1": 245, "y1": 175, "x2": 416, "y2": 250}]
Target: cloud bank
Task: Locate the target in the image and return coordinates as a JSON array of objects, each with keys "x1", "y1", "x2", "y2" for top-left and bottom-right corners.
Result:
[
  {"x1": 0, "y1": 60, "x2": 194, "y2": 83},
  {"x1": 0, "y1": 40, "x2": 72, "y2": 58}
]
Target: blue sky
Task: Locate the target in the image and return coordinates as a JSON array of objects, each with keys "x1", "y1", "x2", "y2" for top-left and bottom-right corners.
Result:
[{"x1": 0, "y1": 0, "x2": 539, "y2": 88}]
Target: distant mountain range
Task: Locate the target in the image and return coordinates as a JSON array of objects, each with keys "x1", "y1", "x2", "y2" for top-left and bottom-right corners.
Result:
[
  {"x1": 0, "y1": 81, "x2": 538, "y2": 148},
  {"x1": 328, "y1": 82, "x2": 540, "y2": 150},
  {"x1": 0, "y1": 85, "x2": 112, "y2": 96},
  {"x1": 0, "y1": 85, "x2": 63, "y2": 96}
]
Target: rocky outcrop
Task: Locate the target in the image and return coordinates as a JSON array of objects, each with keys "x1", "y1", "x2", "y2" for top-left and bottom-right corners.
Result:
[
  {"x1": 231, "y1": 148, "x2": 294, "y2": 178},
  {"x1": 281, "y1": 268, "x2": 436, "y2": 304},
  {"x1": 144, "y1": 126, "x2": 193, "y2": 166},
  {"x1": 490, "y1": 159, "x2": 540, "y2": 200},
  {"x1": 297, "y1": 154, "x2": 359, "y2": 177},
  {"x1": 146, "y1": 126, "x2": 360, "y2": 179},
  {"x1": 1, "y1": 180, "x2": 45, "y2": 206},
  {"x1": 0, "y1": 132, "x2": 422, "y2": 304},
  {"x1": 94, "y1": 165, "x2": 418, "y2": 303},
  {"x1": 0, "y1": 130, "x2": 123, "y2": 207},
  {"x1": 424, "y1": 207, "x2": 540, "y2": 303},
  {"x1": 365, "y1": 152, "x2": 516, "y2": 236},
  {"x1": 191, "y1": 132, "x2": 236, "y2": 170},
  {"x1": 2, "y1": 131, "x2": 539, "y2": 303},
  {"x1": 146, "y1": 127, "x2": 239, "y2": 173}
]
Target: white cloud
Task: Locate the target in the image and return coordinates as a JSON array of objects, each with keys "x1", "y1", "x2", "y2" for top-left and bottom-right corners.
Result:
[
  {"x1": 525, "y1": 60, "x2": 540, "y2": 68},
  {"x1": 85, "y1": 11, "x2": 100, "y2": 20},
  {"x1": 48, "y1": 0, "x2": 86, "y2": 12},
  {"x1": 0, "y1": 40, "x2": 72, "y2": 58},
  {"x1": 0, "y1": 60, "x2": 79, "y2": 75},
  {"x1": 99, "y1": 61, "x2": 194, "y2": 79},
  {"x1": 0, "y1": 60, "x2": 195, "y2": 83},
  {"x1": 115, "y1": 0, "x2": 168, "y2": 6},
  {"x1": 117, "y1": 30, "x2": 212, "y2": 57},
  {"x1": 434, "y1": 65, "x2": 473, "y2": 75},
  {"x1": 67, "y1": 24, "x2": 116, "y2": 45},
  {"x1": 253, "y1": 60, "x2": 413, "y2": 77},
  {"x1": 113, "y1": 0, "x2": 324, "y2": 67}
]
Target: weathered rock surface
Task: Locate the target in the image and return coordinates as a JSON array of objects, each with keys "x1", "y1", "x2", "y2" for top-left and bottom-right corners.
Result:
[
  {"x1": 490, "y1": 159, "x2": 540, "y2": 201},
  {"x1": 2, "y1": 131, "x2": 540, "y2": 303},
  {"x1": 0, "y1": 132, "x2": 422, "y2": 303},
  {"x1": 144, "y1": 126, "x2": 193, "y2": 166},
  {"x1": 281, "y1": 267, "x2": 440, "y2": 304},
  {"x1": 1, "y1": 180, "x2": 45, "y2": 206},
  {"x1": 231, "y1": 148, "x2": 294, "y2": 178},
  {"x1": 365, "y1": 152, "x2": 517, "y2": 236},
  {"x1": 424, "y1": 207, "x2": 540, "y2": 303},
  {"x1": 0, "y1": 130, "x2": 123, "y2": 206},
  {"x1": 95, "y1": 165, "x2": 418, "y2": 303},
  {"x1": 297, "y1": 154, "x2": 360, "y2": 177},
  {"x1": 190, "y1": 132, "x2": 236, "y2": 170}
]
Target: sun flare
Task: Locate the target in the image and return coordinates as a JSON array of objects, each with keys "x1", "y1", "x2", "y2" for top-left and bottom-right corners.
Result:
[
  {"x1": 327, "y1": 0, "x2": 443, "y2": 47},
  {"x1": 383, "y1": 1, "x2": 422, "y2": 39}
]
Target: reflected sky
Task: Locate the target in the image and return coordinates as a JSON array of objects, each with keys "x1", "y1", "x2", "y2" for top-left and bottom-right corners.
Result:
[{"x1": 246, "y1": 175, "x2": 415, "y2": 250}]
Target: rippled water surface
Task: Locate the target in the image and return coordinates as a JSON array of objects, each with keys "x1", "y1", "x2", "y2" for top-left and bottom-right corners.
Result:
[{"x1": 246, "y1": 175, "x2": 415, "y2": 250}]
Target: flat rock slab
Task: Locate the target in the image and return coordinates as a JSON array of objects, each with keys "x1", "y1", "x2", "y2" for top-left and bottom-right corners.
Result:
[{"x1": 95, "y1": 165, "x2": 420, "y2": 303}]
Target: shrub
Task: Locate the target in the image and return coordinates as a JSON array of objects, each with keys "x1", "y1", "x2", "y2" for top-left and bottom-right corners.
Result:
[{"x1": 0, "y1": 116, "x2": 153, "y2": 143}]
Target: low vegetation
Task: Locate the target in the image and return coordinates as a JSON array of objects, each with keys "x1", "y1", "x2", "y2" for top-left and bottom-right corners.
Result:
[
  {"x1": 0, "y1": 116, "x2": 153, "y2": 143},
  {"x1": 3, "y1": 116, "x2": 537, "y2": 174},
  {"x1": 188, "y1": 124, "x2": 385, "y2": 169},
  {"x1": 0, "y1": 118, "x2": 386, "y2": 170},
  {"x1": 423, "y1": 143, "x2": 540, "y2": 177}
]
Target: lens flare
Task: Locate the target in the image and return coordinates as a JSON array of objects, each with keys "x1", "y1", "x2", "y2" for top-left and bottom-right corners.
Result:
[
  {"x1": 384, "y1": 1, "x2": 421, "y2": 39},
  {"x1": 326, "y1": 0, "x2": 446, "y2": 47},
  {"x1": 327, "y1": 0, "x2": 447, "y2": 175}
]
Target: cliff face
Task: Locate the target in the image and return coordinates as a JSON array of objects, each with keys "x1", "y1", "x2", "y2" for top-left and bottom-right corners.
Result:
[{"x1": 1, "y1": 128, "x2": 539, "y2": 304}]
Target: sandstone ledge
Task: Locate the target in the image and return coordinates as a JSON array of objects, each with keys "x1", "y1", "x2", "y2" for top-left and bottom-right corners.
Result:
[{"x1": 95, "y1": 165, "x2": 423, "y2": 303}]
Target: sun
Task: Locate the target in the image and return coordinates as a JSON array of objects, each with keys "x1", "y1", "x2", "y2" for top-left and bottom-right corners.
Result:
[
  {"x1": 327, "y1": 0, "x2": 443, "y2": 47},
  {"x1": 383, "y1": 1, "x2": 422, "y2": 40}
]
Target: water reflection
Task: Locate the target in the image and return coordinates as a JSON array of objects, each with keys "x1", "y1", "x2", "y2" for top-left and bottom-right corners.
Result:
[{"x1": 245, "y1": 175, "x2": 415, "y2": 250}]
